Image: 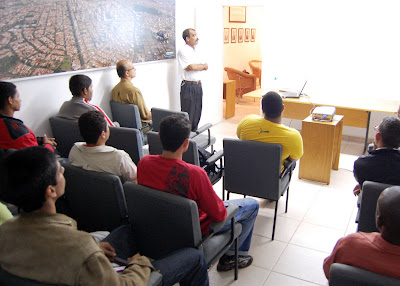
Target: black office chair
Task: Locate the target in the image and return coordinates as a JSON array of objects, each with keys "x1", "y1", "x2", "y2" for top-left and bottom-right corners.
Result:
[
  {"x1": 49, "y1": 117, "x2": 144, "y2": 165},
  {"x1": 110, "y1": 100, "x2": 151, "y2": 145},
  {"x1": 357, "y1": 181, "x2": 395, "y2": 233},
  {"x1": 151, "y1": 107, "x2": 216, "y2": 151},
  {"x1": 329, "y1": 263, "x2": 400, "y2": 286},
  {"x1": 223, "y1": 138, "x2": 294, "y2": 240},
  {"x1": 124, "y1": 182, "x2": 241, "y2": 280},
  {"x1": 56, "y1": 162, "x2": 129, "y2": 232}
]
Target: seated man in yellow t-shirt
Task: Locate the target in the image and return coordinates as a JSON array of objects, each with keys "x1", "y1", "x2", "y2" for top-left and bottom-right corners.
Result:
[{"x1": 237, "y1": 91, "x2": 303, "y2": 171}]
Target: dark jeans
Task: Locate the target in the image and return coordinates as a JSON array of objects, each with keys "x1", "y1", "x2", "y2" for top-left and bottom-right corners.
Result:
[
  {"x1": 104, "y1": 225, "x2": 209, "y2": 286},
  {"x1": 180, "y1": 82, "x2": 203, "y2": 132}
]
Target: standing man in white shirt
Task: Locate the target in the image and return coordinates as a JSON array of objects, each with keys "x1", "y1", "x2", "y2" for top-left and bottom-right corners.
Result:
[{"x1": 177, "y1": 28, "x2": 208, "y2": 131}]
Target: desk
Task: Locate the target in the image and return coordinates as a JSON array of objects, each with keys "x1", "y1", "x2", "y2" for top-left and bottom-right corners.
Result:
[
  {"x1": 244, "y1": 88, "x2": 399, "y2": 152},
  {"x1": 223, "y1": 80, "x2": 236, "y2": 119},
  {"x1": 299, "y1": 115, "x2": 344, "y2": 184}
]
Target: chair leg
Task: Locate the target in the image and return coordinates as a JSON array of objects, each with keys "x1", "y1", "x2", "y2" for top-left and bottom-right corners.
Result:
[
  {"x1": 227, "y1": 191, "x2": 230, "y2": 200},
  {"x1": 222, "y1": 177, "x2": 225, "y2": 201},
  {"x1": 285, "y1": 187, "x2": 289, "y2": 213},
  {"x1": 234, "y1": 237, "x2": 238, "y2": 280},
  {"x1": 272, "y1": 201, "x2": 278, "y2": 240}
]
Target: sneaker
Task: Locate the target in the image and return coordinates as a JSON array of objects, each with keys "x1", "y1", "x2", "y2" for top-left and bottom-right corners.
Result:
[{"x1": 216, "y1": 254, "x2": 253, "y2": 272}]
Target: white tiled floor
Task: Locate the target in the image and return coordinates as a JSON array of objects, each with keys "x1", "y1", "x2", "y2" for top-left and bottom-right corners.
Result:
[{"x1": 207, "y1": 98, "x2": 363, "y2": 286}]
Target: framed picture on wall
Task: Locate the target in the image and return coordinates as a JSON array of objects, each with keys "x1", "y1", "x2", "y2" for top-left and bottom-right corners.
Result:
[
  {"x1": 224, "y1": 28, "x2": 229, "y2": 44},
  {"x1": 229, "y1": 7, "x2": 246, "y2": 23},
  {"x1": 231, "y1": 28, "x2": 237, "y2": 43},
  {"x1": 238, "y1": 28, "x2": 244, "y2": 43},
  {"x1": 251, "y1": 28, "x2": 256, "y2": 42},
  {"x1": 245, "y1": 28, "x2": 250, "y2": 42}
]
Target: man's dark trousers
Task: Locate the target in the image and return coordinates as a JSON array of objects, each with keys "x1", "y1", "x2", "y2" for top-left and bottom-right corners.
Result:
[{"x1": 180, "y1": 81, "x2": 202, "y2": 131}]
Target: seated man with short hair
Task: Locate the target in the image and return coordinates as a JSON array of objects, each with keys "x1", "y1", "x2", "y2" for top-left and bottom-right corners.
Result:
[
  {"x1": 353, "y1": 117, "x2": 400, "y2": 196},
  {"x1": 112, "y1": 60, "x2": 152, "y2": 128},
  {"x1": 69, "y1": 111, "x2": 137, "y2": 183},
  {"x1": 137, "y1": 114, "x2": 259, "y2": 272},
  {"x1": 0, "y1": 146, "x2": 209, "y2": 286},
  {"x1": 57, "y1": 74, "x2": 116, "y2": 126},
  {"x1": 323, "y1": 186, "x2": 400, "y2": 279},
  {"x1": 237, "y1": 91, "x2": 303, "y2": 171}
]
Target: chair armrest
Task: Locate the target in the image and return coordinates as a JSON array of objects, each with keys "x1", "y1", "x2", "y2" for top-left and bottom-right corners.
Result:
[
  {"x1": 280, "y1": 159, "x2": 294, "y2": 178},
  {"x1": 195, "y1": 123, "x2": 212, "y2": 135},
  {"x1": 208, "y1": 204, "x2": 238, "y2": 234},
  {"x1": 205, "y1": 150, "x2": 224, "y2": 166},
  {"x1": 147, "y1": 271, "x2": 162, "y2": 286}
]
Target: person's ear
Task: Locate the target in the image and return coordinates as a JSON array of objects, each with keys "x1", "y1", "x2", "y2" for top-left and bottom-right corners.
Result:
[
  {"x1": 7, "y1": 96, "x2": 13, "y2": 105},
  {"x1": 182, "y1": 138, "x2": 190, "y2": 151},
  {"x1": 83, "y1": 88, "x2": 88, "y2": 95},
  {"x1": 45, "y1": 185, "x2": 57, "y2": 199},
  {"x1": 100, "y1": 130, "x2": 106, "y2": 139},
  {"x1": 282, "y1": 104, "x2": 285, "y2": 112}
]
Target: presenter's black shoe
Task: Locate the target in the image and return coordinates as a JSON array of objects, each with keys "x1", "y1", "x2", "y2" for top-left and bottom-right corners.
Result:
[{"x1": 217, "y1": 254, "x2": 253, "y2": 271}]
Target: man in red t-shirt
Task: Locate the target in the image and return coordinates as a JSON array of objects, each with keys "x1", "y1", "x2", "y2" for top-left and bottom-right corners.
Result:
[
  {"x1": 324, "y1": 186, "x2": 400, "y2": 279},
  {"x1": 137, "y1": 114, "x2": 259, "y2": 272},
  {"x1": 0, "y1": 81, "x2": 56, "y2": 151}
]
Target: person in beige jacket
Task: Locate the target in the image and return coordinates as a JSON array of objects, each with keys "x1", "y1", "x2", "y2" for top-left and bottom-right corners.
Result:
[{"x1": 0, "y1": 147, "x2": 209, "y2": 286}]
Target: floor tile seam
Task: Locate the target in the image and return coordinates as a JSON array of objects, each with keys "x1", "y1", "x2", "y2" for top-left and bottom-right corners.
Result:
[
  {"x1": 298, "y1": 220, "x2": 348, "y2": 232},
  {"x1": 294, "y1": 220, "x2": 347, "y2": 235},
  {"x1": 285, "y1": 242, "x2": 331, "y2": 256},
  {"x1": 268, "y1": 270, "x2": 326, "y2": 286}
]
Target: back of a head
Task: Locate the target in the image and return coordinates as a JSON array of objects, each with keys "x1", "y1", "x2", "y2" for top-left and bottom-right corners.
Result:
[
  {"x1": 182, "y1": 28, "x2": 193, "y2": 41},
  {"x1": 69, "y1": 75, "x2": 92, "y2": 97},
  {"x1": 116, "y1": 60, "x2": 128, "y2": 78},
  {"x1": 377, "y1": 186, "x2": 400, "y2": 236},
  {"x1": 262, "y1": 91, "x2": 283, "y2": 119},
  {"x1": 160, "y1": 114, "x2": 191, "y2": 152},
  {"x1": 78, "y1": 111, "x2": 107, "y2": 144},
  {"x1": 2, "y1": 147, "x2": 57, "y2": 213},
  {"x1": 0, "y1": 81, "x2": 17, "y2": 110},
  {"x1": 378, "y1": 117, "x2": 400, "y2": 148}
]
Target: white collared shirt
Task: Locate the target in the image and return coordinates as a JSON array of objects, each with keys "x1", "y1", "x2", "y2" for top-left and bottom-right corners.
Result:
[{"x1": 177, "y1": 44, "x2": 206, "y2": 81}]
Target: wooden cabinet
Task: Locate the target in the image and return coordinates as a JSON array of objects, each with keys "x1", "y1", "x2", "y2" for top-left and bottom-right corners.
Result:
[
  {"x1": 223, "y1": 80, "x2": 236, "y2": 119},
  {"x1": 299, "y1": 115, "x2": 344, "y2": 184}
]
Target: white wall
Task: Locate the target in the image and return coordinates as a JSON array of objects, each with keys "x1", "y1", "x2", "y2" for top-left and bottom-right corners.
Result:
[
  {"x1": 223, "y1": 6, "x2": 263, "y2": 80},
  {"x1": 9, "y1": 0, "x2": 225, "y2": 138},
  {"x1": 262, "y1": 0, "x2": 400, "y2": 139}
]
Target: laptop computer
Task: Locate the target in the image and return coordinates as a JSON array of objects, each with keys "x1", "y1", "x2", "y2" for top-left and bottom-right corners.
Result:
[{"x1": 281, "y1": 81, "x2": 307, "y2": 98}]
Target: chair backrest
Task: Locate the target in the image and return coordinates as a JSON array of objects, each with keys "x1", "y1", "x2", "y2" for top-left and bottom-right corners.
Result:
[
  {"x1": 49, "y1": 117, "x2": 143, "y2": 165},
  {"x1": 0, "y1": 266, "x2": 55, "y2": 286},
  {"x1": 358, "y1": 181, "x2": 395, "y2": 233},
  {"x1": 56, "y1": 162, "x2": 128, "y2": 232},
  {"x1": 329, "y1": 263, "x2": 400, "y2": 286},
  {"x1": 223, "y1": 138, "x2": 283, "y2": 201},
  {"x1": 49, "y1": 117, "x2": 82, "y2": 158},
  {"x1": 224, "y1": 67, "x2": 257, "y2": 96},
  {"x1": 124, "y1": 182, "x2": 202, "y2": 259},
  {"x1": 249, "y1": 60, "x2": 262, "y2": 84},
  {"x1": 110, "y1": 100, "x2": 142, "y2": 129},
  {"x1": 146, "y1": 131, "x2": 200, "y2": 166},
  {"x1": 151, "y1": 107, "x2": 190, "y2": 132}
]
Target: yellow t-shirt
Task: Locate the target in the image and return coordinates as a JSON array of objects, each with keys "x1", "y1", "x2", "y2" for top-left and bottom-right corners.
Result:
[{"x1": 237, "y1": 114, "x2": 303, "y2": 170}]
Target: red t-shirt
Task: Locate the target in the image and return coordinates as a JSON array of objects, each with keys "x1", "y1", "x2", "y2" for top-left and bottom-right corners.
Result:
[
  {"x1": 323, "y1": 232, "x2": 400, "y2": 279},
  {"x1": 137, "y1": 155, "x2": 226, "y2": 235}
]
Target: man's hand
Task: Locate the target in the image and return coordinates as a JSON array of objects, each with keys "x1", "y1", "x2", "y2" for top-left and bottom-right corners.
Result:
[
  {"x1": 99, "y1": 242, "x2": 116, "y2": 258},
  {"x1": 353, "y1": 184, "x2": 361, "y2": 196},
  {"x1": 43, "y1": 134, "x2": 57, "y2": 146},
  {"x1": 127, "y1": 253, "x2": 142, "y2": 263},
  {"x1": 185, "y1": 63, "x2": 208, "y2": 71}
]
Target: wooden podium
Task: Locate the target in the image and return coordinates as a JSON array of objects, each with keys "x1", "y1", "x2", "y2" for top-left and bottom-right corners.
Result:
[
  {"x1": 223, "y1": 80, "x2": 236, "y2": 119},
  {"x1": 299, "y1": 115, "x2": 344, "y2": 184}
]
